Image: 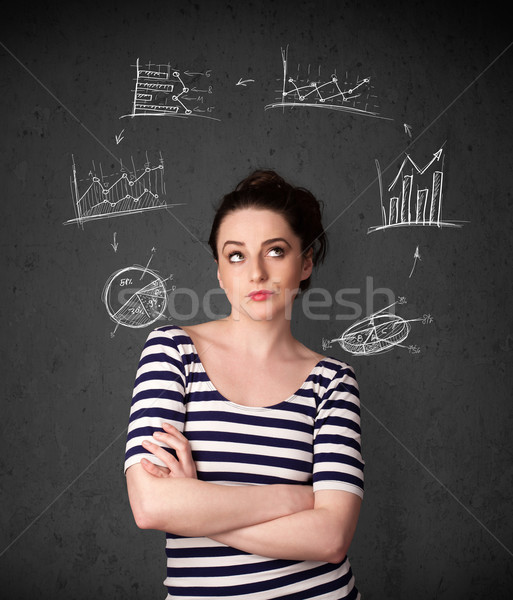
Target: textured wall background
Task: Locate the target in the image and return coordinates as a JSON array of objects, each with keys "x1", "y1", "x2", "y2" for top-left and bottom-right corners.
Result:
[{"x1": 1, "y1": 1, "x2": 512, "y2": 598}]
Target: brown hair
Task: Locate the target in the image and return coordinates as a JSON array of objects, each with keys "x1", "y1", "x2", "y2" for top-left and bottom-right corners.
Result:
[{"x1": 208, "y1": 170, "x2": 328, "y2": 291}]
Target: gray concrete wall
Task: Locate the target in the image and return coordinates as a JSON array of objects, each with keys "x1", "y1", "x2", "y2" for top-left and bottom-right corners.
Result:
[{"x1": 1, "y1": 1, "x2": 512, "y2": 598}]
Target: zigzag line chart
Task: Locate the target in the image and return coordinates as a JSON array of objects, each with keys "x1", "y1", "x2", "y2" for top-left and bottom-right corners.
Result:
[
  {"x1": 265, "y1": 46, "x2": 392, "y2": 120},
  {"x1": 64, "y1": 152, "x2": 181, "y2": 227}
]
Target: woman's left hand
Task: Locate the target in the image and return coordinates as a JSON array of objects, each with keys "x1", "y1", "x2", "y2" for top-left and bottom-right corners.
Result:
[{"x1": 141, "y1": 422, "x2": 197, "y2": 479}]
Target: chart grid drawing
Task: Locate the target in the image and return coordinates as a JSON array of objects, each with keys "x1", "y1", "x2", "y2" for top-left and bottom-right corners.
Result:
[
  {"x1": 65, "y1": 153, "x2": 180, "y2": 227},
  {"x1": 265, "y1": 46, "x2": 392, "y2": 120},
  {"x1": 368, "y1": 145, "x2": 466, "y2": 233},
  {"x1": 120, "y1": 58, "x2": 218, "y2": 121}
]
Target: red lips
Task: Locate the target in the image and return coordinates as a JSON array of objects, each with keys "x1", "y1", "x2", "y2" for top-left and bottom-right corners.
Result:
[{"x1": 248, "y1": 289, "x2": 275, "y2": 301}]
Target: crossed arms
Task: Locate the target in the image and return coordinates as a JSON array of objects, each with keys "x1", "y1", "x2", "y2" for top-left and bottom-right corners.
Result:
[{"x1": 126, "y1": 422, "x2": 361, "y2": 564}]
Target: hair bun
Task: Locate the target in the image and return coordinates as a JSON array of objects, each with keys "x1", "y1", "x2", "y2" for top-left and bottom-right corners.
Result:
[{"x1": 236, "y1": 169, "x2": 288, "y2": 191}]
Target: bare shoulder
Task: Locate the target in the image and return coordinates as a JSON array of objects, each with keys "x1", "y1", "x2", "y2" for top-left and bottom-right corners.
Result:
[
  {"x1": 180, "y1": 320, "x2": 229, "y2": 349},
  {"x1": 295, "y1": 341, "x2": 326, "y2": 364}
]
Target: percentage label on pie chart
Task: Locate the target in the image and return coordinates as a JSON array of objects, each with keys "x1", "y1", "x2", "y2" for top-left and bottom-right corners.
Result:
[{"x1": 102, "y1": 266, "x2": 167, "y2": 328}]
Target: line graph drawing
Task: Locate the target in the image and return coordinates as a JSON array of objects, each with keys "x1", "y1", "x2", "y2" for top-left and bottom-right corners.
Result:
[
  {"x1": 368, "y1": 143, "x2": 467, "y2": 233},
  {"x1": 120, "y1": 58, "x2": 219, "y2": 121},
  {"x1": 102, "y1": 264, "x2": 174, "y2": 337},
  {"x1": 64, "y1": 152, "x2": 182, "y2": 227},
  {"x1": 265, "y1": 46, "x2": 392, "y2": 120},
  {"x1": 322, "y1": 298, "x2": 433, "y2": 356}
]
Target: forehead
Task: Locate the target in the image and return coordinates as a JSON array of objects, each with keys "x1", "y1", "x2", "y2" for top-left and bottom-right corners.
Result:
[{"x1": 218, "y1": 208, "x2": 297, "y2": 241}]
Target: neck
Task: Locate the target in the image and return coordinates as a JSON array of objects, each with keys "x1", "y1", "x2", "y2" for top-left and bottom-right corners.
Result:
[{"x1": 222, "y1": 312, "x2": 296, "y2": 361}]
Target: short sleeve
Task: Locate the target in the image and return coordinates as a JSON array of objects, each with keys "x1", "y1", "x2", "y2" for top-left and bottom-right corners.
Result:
[
  {"x1": 124, "y1": 327, "x2": 187, "y2": 473},
  {"x1": 312, "y1": 362, "x2": 365, "y2": 498}
]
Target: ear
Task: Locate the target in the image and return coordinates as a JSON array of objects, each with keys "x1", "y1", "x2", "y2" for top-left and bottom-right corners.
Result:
[
  {"x1": 300, "y1": 248, "x2": 314, "y2": 281},
  {"x1": 216, "y1": 265, "x2": 225, "y2": 290}
]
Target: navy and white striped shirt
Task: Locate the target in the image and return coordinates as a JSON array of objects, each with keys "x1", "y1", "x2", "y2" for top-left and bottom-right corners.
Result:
[{"x1": 125, "y1": 325, "x2": 364, "y2": 599}]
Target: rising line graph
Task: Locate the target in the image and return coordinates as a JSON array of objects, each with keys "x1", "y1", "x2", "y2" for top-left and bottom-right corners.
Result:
[
  {"x1": 64, "y1": 152, "x2": 182, "y2": 227},
  {"x1": 368, "y1": 143, "x2": 468, "y2": 233}
]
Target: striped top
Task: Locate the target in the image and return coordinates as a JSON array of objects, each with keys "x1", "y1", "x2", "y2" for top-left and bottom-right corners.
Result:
[{"x1": 125, "y1": 325, "x2": 364, "y2": 600}]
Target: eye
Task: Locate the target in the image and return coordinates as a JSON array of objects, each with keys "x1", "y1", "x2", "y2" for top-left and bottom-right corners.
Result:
[
  {"x1": 228, "y1": 251, "x2": 244, "y2": 263},
  {"x1": 267, "y1": 246, "x2": 285, "y2": 257}
]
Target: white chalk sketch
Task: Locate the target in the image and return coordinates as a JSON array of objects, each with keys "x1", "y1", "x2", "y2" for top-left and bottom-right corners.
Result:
[
  {"x1": 409, "y1": 245, "x2": 421, "y2": 278},
  {"x1": 115, "y1": 129, "x2": 125, "y2": 144},
  {"x1": 111, "y1": 232, "x2": 119, "y2": 252},
  {"x1": 323, "y1": 298, "x2": 433, "y2": 356},
  {"x1": 120, "y1": 58, "x2": 218, "y2": 121},
  {"x1": 265, "y1": 46, "x2": 392, "y2": 120},
  {"x1": 102, "y1": 264, "x2": 173, "y2": 336},
  {"x1": 368, "y1": 144, "x2": 467, "y2": 233},
  {"x1": 64, "y1": 152, "x2": 182, "y2": 227},
  {"x1": 236, "y1": 77, "x2": 255, "y2": 87}
]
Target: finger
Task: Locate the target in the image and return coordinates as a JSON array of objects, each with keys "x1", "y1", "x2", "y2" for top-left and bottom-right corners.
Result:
[
  {"x1": 141, "y1": 458, "x2": 170, "y2": 478},
  {"x1": 161, "y1": 423, "x2": 193, "y2": 452},
  {"x1": 162, "y1": 422, "x2": 187, "y2": 442},
  {"x1": 153, "y1": 431, "x2": 196, "y2": 478},
  {"x1": 141, "y1": 439, "x2": 180, "y2": 471}
]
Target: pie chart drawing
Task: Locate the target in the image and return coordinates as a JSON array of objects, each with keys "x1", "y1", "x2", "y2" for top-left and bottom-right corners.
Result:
[
  {"x1": 102, "y1": 266, "x2": 167, "y2": 329},
  {"x1": 336, "y1": 313, "x2": 411, "y2": 356}
]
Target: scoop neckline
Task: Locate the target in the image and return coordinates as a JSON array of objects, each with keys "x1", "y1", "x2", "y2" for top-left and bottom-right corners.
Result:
[{"x1": 172, "y1": 325, "x2": 327, "y2": 411}]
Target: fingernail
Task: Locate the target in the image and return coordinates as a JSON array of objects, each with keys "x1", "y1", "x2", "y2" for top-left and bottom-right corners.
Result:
[
  {"x1": 142, "y1": 440, "x2": 151, "y2": 447},
  {"x1": 153, "y1": 432, "x2": 162, "y2": 438}
]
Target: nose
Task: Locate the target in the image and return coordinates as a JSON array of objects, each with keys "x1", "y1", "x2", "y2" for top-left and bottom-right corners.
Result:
[{"x1": 249, "y1": 256, "x2": 268, "y2": 283}]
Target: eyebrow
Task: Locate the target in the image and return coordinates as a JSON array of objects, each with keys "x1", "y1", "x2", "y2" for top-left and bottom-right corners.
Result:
[{"x1": 222, "y1": 237, "x2": 292, "y2": 252}]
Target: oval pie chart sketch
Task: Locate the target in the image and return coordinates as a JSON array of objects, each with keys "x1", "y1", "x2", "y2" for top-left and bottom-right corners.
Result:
[
  {"x1": 324, "y1": 299, "x2": 433, "y2": 356},
  {"x1": 102, "y1": 265, "x2": 169, "y2": 335}
]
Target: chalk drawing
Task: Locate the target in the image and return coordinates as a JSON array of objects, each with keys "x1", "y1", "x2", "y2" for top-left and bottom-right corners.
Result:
[
  {"x1": 323, "y1": 298, "x2": 433, "y2": 356},
  {"x1": 64, "y1": 152, "x2": 182, "y2": 227},
  {"x1": 111, "y1": 232, "x2": 119, "y2": 253},
  {"x1": 265, "y1": 46, "x2": 392, "y2": 120},
  {"x1": 368, "y1": 143, "x2": 467, "y2": 233},
  {"x1": 102, "y1": 263, "x2": 174, "y2": 337},
  {"x1": 236, "y1": 77, "x2": 255, "y2": 87},
  {"x1": 121, "y1": 58, "x2": 219, "y2": 121},
  {"x1": 409, "y1": 245, "x2": 421, "y2": 278}
]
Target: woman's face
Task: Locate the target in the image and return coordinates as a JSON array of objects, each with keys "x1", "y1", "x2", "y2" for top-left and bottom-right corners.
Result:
[{"x1": 216, "y1": 208, "x2": 313, "y2": 321}]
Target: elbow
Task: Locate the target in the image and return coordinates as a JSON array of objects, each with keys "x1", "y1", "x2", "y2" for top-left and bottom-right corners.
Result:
[
  {"x1": 322, "y1": 533, "x2": 350, "y2": 564},
  {"x1": 130, "y1": 497, "x2": 159, "y2": 530},
  {"x1": 325, "y1": 544, "x2": 348, "y2": 565},
  {"x1": 132, "y1": 507, "x2": 155, "y2": 530}
]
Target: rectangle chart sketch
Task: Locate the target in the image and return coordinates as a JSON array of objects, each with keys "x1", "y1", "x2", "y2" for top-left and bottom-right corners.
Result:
[
  {"x1": 64, "y1": 152, "x2": 180, "y2": 227},
  {"x1": 120, "y1": 58, "x2": 218, "y2": 121}
]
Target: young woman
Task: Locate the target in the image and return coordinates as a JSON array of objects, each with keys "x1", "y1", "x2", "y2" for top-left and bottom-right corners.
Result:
[{"x1": 125, "y1": 170, "x2": 365, "y2": 599}]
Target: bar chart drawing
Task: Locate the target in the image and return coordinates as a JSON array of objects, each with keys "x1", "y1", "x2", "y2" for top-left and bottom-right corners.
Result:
[
  {"x1": 64, "y1": 152, "x2": 182, "y2": 227},
  {"x1": 120, "y1": 58, "x2": 219, "y2": 121},
  {"x1": 368, "y1": 145, "x2": 466, "y2": 233},
  {"x1": 265, "y1": 46, "x2": 392, "y2": 120}
]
